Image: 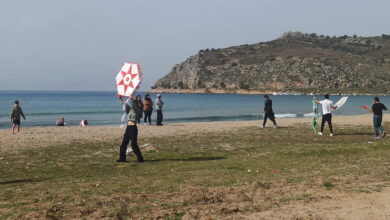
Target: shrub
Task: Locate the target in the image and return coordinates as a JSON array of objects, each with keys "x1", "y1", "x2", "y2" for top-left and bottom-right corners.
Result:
[
  {"x1": 178, "y1": 81, "x2": 184, "y2": 89},
  {"x1": 239, "y1": 81, "x2": 250, "y2": 90}
]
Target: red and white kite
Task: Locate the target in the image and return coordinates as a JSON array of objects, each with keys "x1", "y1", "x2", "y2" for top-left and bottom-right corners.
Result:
[{"x1": 116, "y1": 62, "x2": 142, "y2": 97}]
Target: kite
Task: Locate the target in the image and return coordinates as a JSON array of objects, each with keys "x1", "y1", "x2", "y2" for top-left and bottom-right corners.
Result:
[
  {"x1": 116, "y1": 62, "x2": 142, "y2": 97},
  {"x1": 334, "y1": 96, "x2": 348, "y2": 111}
]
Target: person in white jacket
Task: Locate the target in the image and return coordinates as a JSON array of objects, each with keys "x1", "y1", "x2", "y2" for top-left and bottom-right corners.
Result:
[
  {"x1": 314, "y1": 94, "x2": 337, "y2": 136},
  {"x1": 155, "y1": 94, "x2": 164, "y2": 126}
]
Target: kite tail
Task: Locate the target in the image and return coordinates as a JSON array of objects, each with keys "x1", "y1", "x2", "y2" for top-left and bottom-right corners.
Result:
[{"x1": 312, "y1": 117, "x2": 317, "y2": 135}]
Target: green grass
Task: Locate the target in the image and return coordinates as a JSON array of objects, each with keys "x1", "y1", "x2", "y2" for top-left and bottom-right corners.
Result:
[{"x1": 1, "y1": 124, "x2": 390, "y2": 219}]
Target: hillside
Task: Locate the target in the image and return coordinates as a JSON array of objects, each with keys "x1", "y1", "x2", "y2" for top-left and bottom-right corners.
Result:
[{"x1": 150, "y1": 32, "x2": 390, "y2": 94}]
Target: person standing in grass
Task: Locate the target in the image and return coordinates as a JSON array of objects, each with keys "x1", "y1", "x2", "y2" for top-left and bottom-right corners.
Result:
[
  {"x1": 143, "y1": 94, "x2": 153, "y2": 125},
  {"x1": 10, "y1": 100, "x2": 26, "y2": 135},
  {"x1": 314, "y1": 94, "x2": 337, "y2": 136},
  {"x1": 117, "y1": 95, "x2": 144, "y2": 163},
  {"x1": 363, "y1": 97, "x2": 387, "y2": 138},
  {"x1": 155, "y1": 94, "x2": 164, "y2": 126},
  {"x1": 261, "y1": 95, "x2": 277, "y2": 128}
]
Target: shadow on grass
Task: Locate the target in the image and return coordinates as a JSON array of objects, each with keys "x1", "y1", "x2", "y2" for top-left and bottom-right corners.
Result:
[
  {"x1": 146, "y1": 156, "x2": 226, "y2": 163},
  {"x1": 336, "y1": 132, "x2": 373, "y2": 136},
  {"x1": 0, "y1": 178, "x2": 48, "y2": 185}
]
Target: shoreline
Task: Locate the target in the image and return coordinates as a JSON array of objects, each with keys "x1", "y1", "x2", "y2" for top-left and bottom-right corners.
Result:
[
  {"x1": 145, "y1": 88, "x2": 389, "y2": 96},
  {"x1": 0, "y1": 113, "x2": 374, "y2": 130}
]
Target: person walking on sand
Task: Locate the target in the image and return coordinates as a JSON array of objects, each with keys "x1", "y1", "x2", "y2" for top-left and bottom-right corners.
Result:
[
  {"x1": 117, "y1": 95, "x2": 144, "y2": 163},
  {"x1": 135, "y1": 95, "x2": 144, "y2": 124},
  {"x1": 363, "y1": 97, "x2": 387, "y2": 138},
  {"x1": 314, "y1": 94, "x2": 337, "y2": 136},
  {"x1": 143, "y1": 94, "x2": 153, "y2": 125},
  {"x1": 261, "y1": 95, "x2": 277, "y2": 128},
  {"x1": 156, "y1": 94, "x2": 164, "y2": 126},
  {"x1": 10, "y1": 100, "x2": 26, "y2": 135}
]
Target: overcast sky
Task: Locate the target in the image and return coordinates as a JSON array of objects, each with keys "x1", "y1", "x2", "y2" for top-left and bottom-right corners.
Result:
[{"x1": 0, "y1": 0, "x2": 389, "y2": 91}]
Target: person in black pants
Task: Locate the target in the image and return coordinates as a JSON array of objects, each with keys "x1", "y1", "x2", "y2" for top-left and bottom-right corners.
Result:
[
  {"x1": 262, "y1": 95, "x2": 277, "y2": 128},
  {"x1": 155, "y1": 94, "x2": 164, "y2": 126},
  {"x1": 118, "y1": 95, "x2": 144, "y2": 163},
  {"x1": 314, "y1": 94, "x2": 337, "y2": 136},
  {"x1": 143, "y1": 94, "x2": 153, "y2": 125}
]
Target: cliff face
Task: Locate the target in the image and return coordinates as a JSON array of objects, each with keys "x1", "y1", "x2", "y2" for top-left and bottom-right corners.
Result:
[{"x1": 152, "y1": 32, "x2": 390, "y2": 94}]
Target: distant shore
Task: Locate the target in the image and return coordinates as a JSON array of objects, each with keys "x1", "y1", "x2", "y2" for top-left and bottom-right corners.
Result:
[{"x1": 145, "y1": 88, "x2": 388, "y2": 96}]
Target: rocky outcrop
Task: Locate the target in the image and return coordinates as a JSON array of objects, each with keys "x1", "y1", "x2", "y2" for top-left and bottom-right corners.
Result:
[{"x1": 151, "y1": 32, "x2": 390, "y2": 94}]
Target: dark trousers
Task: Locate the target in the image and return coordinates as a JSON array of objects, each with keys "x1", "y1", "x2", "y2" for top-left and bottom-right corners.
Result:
[
  {"x1": 156, "y1": 110, "x2": 163, "y2": 125},
  {"x1": 321, "y1": 113, "x2": 333, "y2": 133},
  {"x1": 263, "y1": 112, "x2": 277, "y2": 126},
  {"x1": 119, "y1": 125, "x2": 144, "y2": 162},
  {"x1": 144, "y1": 111, "x2": 152, "y2": 124}
]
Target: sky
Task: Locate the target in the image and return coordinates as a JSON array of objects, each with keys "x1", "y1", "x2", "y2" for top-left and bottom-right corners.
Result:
[{"x1": 0, "y1": 0, "x2": 389, "y2": 91}]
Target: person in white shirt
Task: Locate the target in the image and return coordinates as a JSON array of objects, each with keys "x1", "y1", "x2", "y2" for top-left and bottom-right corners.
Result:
[
  {"x1": 314, "y1": 94, "x2": 337, "y2": 136},
  {"x1": 155, "y1": 94, "x2": 164, "y2": 126}
]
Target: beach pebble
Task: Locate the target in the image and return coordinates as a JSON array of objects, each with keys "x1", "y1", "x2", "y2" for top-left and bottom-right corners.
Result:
[{"x1": 248, "y1": 169, "x2": 251, "y2": 172}]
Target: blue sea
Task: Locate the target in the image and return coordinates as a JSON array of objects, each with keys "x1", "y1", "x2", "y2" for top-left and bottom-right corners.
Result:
[{"x1": 0, "y1": 90, "x2": 386, "y2": 129}]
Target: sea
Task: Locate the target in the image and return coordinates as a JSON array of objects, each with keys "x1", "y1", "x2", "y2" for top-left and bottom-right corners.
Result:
[{"x1": 0, "y1": 90, "x2": 387, "y2": 129}]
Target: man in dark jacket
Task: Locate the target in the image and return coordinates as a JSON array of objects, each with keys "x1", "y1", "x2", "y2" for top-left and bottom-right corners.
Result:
[{"x1": 261, "y1": 95, "x2": 277, "y2": 128}]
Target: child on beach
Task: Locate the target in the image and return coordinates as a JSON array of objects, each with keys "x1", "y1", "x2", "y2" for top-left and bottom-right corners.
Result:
[
  {"x1": 363, "y1": 97, "x2": 387, "y2": 138},
  {"x1": 10, "y1": 100, "x2": 26, "y2": 135},
  {"x1": 79, "y1": 120, "x2": 88, "y2": 127},
  {"x1": 314, "y1": 94, "x2": 337, "y2": 136},
  {"x1": 117, "y1": 95, "x2": 144, "y2": 163},
  {"x1": 56, "y1": 118, "x2": 66, "y2": 126}
]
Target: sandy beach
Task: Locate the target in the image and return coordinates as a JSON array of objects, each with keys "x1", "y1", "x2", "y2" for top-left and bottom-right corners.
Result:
[{"x1": 0, "y1": 113, "x2": 386, "y2": 154}]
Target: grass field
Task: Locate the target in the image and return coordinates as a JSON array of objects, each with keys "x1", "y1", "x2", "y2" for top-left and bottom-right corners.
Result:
[{"x1": 1, "y1": 123, "x2": 390, "y2": 219}]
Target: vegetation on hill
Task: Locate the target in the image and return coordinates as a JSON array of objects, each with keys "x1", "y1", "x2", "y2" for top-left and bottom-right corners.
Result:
[{"x1": 152, "y1": 32, "x2": 390, "y2": 94}]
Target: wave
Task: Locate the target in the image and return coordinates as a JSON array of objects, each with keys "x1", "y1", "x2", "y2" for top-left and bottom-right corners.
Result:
[
  {"x1": 0, "y1": 110, "x2": 121, "y2": 117},
  {"x1": 274, "y1": 113, "x2": 297, "y2": 118}
]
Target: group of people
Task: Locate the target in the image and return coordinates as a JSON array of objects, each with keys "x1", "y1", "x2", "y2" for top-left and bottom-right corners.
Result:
[
  {"x1": 262, "y1": 94, "x2": 387, "y2": 139},
  {"x1": 8, "y1": 93, "x2": 388, "y2": 164},
  {"x1": 133, "y1": 93, "x2": 164, "y2": 126},
  {"x1": 56, "y1": 118, "x2": 88, "y2": 127}
]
